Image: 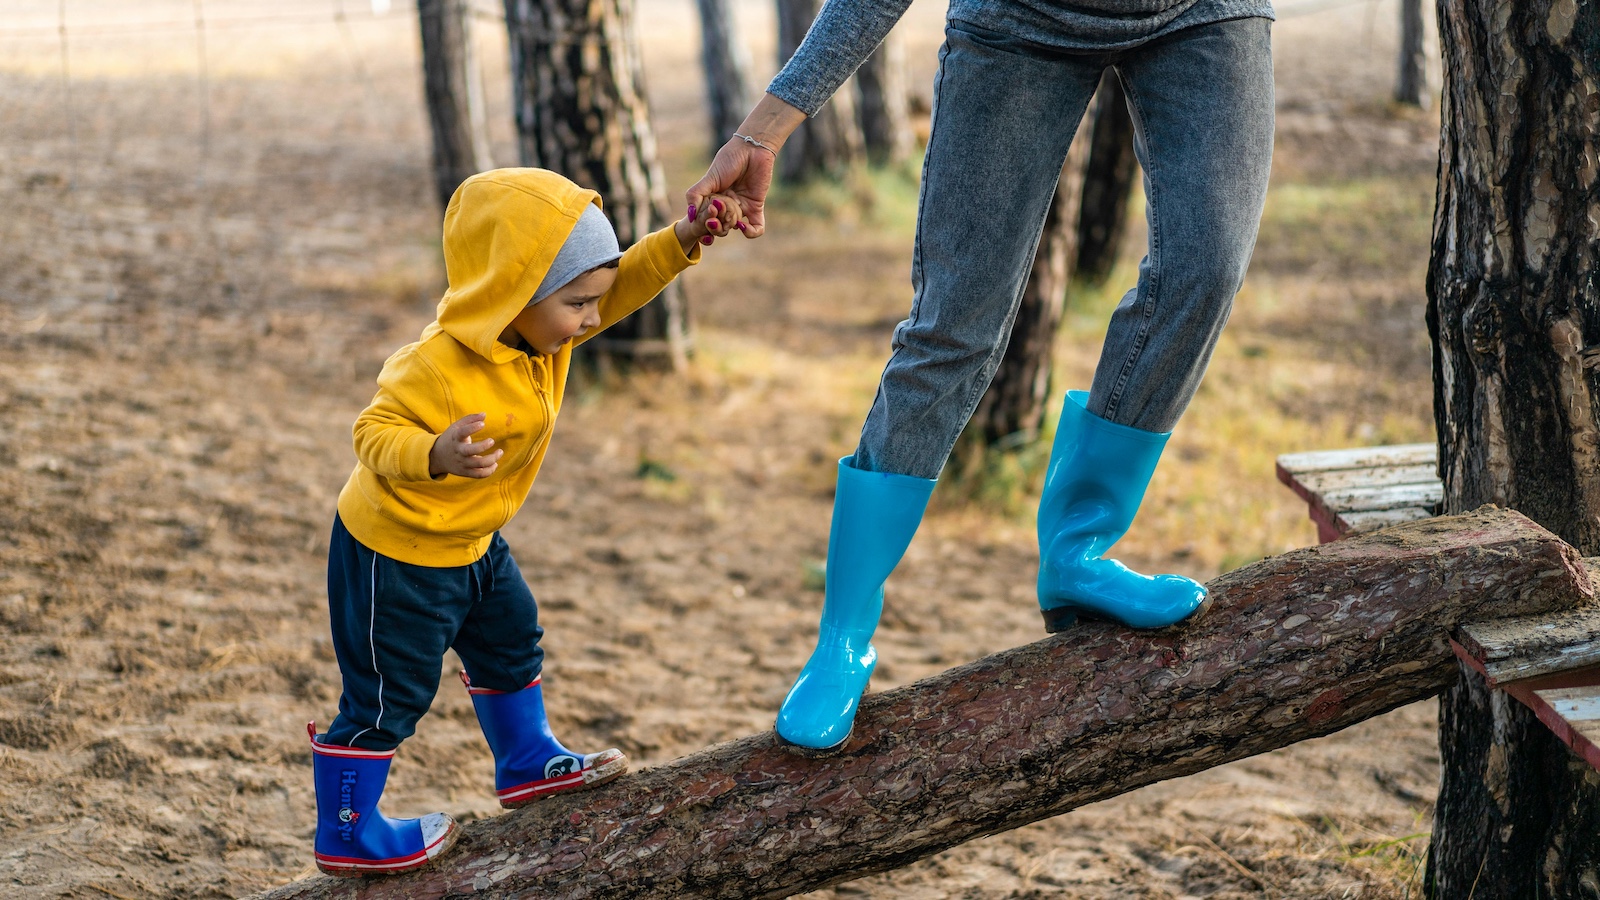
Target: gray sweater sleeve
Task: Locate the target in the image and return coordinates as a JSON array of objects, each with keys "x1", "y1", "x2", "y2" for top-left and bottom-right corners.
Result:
[{"x1": 767, "y1": 0, "x2": 916, "y2": 117}]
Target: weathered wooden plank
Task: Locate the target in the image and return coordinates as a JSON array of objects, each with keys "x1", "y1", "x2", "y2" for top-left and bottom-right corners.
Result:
[
  {"x1": 250, "y1": 508, "x2": 1593, "y2": 900},
  {"x1": 1275, "y1": 443, "x2": 1436, "y2": 476},
  {"x1": 1456, "y1": 603, "x2": 1600, "y2": 684},
  {"x1": 1450, "y1": 560, "x2": 1600, "y2": 773},
  {"x1": 1337, "y1": 507, "x2": 1436, "y2": 534},
  {"x1": 1319, "y1": 482, "x2": 1444, "y2": 515},
  {"x1": 1292, "y1": 462, "x2": 1440, "y2": 495},
  {"x1": 1274, "y1": 448, "x2": 1442, "y2": 543},
  {"x1": 1528, "y1": 685, "x2": 1600, "y2": 772}
]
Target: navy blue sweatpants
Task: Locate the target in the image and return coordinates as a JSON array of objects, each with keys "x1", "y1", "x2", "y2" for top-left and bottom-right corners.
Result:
[{"x1": 323, "y1": 515, "x2": 543, "y2": 750}]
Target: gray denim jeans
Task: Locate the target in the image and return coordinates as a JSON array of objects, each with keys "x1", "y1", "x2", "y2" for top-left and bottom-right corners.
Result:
[{"x1": 853, "y1": 16, "x2": 1275, "y2": 480}]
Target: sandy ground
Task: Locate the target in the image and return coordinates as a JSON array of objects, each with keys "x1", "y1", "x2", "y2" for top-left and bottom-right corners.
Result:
[{"x1": 0, "y1": 1, "x2": 1445, "y2": 897}]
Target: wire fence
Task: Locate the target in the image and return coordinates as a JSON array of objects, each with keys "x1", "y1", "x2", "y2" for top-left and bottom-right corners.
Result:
[
  {"x1": 0, "y1": 1, "x2": 471, "y2": 331},
  {"x1": 0, "y1": 0, "x2": 506, "y2": 39},
  {"x1": 0, "y1": 0, "x2": 1421, "y2": 325},
  {"x1": 3, "y1": 0, "x2": 459, "y2": 194}
]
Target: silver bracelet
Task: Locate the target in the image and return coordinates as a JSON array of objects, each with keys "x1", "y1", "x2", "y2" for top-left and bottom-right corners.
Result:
[{"x1": 733, "y1": 132, "x2": 777, "y2": 155}]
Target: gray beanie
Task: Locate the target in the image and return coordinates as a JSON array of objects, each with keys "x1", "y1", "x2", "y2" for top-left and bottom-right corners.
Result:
[{"x1": 532, "y1": 203, "x2": 623, "y2": 304}]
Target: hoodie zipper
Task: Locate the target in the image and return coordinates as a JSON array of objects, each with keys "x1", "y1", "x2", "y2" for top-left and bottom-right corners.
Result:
[
  {"x1": 500, "y1": 351, "x2": 555, "y2": 527},
  {"x1": 528, "y1": 353, "x2": 554, "y2": 447}
]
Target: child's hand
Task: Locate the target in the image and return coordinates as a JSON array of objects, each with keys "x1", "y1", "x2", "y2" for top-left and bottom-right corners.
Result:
[
  {"x1": 429, "y1": 413, "x2": 502, "y2": 479},
  {"x1": 674, "y1": 194, "x2": 745, "y2": 253}
]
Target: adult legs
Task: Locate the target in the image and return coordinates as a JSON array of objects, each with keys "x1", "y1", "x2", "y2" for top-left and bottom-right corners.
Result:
[
  {"x1": 778, "y1": 25, "x2": 1106, "y2": 752},
  {"x1": 1089, "y1": 17, "x2": 1275, "y2": 431},
  {"x1": 852, "y1": 23, "x2": 1106, "y2": 480},
  {"x1": 1034, "y1": 17, "x2": 1275, "y2": 630}
]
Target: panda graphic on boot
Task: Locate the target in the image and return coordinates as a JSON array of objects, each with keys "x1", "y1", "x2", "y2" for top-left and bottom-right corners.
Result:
[{"x1": 461, "y1": 672, "x2": 628, "y2": 808}]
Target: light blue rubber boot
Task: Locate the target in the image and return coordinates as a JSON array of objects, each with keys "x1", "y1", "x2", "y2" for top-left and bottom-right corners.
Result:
[
  {"x1": 1036, "y1": 391, "x2": 1209, "y2": 632},
  {"x1": 775, "y1": 456, "x2": 935, "y2": 754},
  {"x1": 308, "y1": 723, "x2": 457, "y2": 878}
]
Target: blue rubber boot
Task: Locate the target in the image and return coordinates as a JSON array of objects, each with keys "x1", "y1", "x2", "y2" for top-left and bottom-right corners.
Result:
[
  {"x1": 461, "y1": 673, "x2": 628, "y2": 808},
  {"x1": 308, "y1": 723, "x2": 458, "y2": 877},
  {"x1": 1035, "y1": 391, "x2": 1209, "y2": 632},
  {"x1": 775, "y1": 456, "x2": 936, "y2": 754}
]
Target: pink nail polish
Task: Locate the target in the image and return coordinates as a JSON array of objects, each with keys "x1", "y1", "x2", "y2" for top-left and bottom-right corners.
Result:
[
  {"x1": 711, "y1": 198, "x2": 723, "y2": 213},
  {"x1": 701, "y1": 235, "x2": 714, "y2": 245},
  {"x1": 707, "y1": 219, "x2": 720, "y2": 230},
  {"x1": 687, "y1": 205, "x2": 696, "y2": 222},
  {"x1": 736, "y1": 222, "x2": 747, "y2": 231}
]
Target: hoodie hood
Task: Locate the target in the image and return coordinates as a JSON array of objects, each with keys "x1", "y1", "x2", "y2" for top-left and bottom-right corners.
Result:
[{"x1": 435, "y1": 168, "x2": 602, "y2": 365}]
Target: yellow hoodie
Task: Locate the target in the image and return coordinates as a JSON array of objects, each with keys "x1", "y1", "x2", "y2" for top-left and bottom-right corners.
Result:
[{"x1": 336, "y1": 168, "x2": 699, "y2": 566}]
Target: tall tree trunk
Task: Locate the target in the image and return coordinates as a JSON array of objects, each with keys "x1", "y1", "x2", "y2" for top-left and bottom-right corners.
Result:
[
  {"x1": 503, "y1": 0, "x2": 690, "y2": 367},
  {"x1": 1424, "y1": 0, "x2": 1600, "y2": 895},
  {"x1": 968, "y1": 114, "x2": 1093, "y2": 446},
  {"x1": 694, "y1": 0, "x2": 750, "y2": 151},
  {"x1": 855, "y1": 27, "x2": 913, "y2": 166},
  {"x1": 776, "y1": 0, "x2": 863, "y2": 183},
  {"x1": 419, "y1": 0, "x2": 492, "y2": 209},
  {"x1": 1075, "y1": 70, "x2": 1138, "y2": 287},
  {"x1": 1395, "y1": 0, "x2": 1428, "y2": 107}
]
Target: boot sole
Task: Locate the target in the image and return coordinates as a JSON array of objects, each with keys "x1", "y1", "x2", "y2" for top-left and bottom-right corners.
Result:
[
  {"x1": 1042, "y1": 591, "x2": 1215, "y2": 634},
  {"x1": 500, "y1": 752, "x2": 630, "y2": 809},
  {"x1": 773, "y1": 725, "x2": 852, "y2": 758},
  {"x1": 316, "y1": 819, "x2": 461, "y2": 878}
]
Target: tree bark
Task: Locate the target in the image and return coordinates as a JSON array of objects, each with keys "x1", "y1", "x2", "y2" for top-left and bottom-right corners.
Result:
[
  {"x1": 503, "y1": 0, "x2": 690, "y2": 367},
  {"x1": 968, "y1": 126, "x2": 1092, "y2": 446},
  {"x1": 418, "y1": 0, "x2": 493, "y2": 209},
  {"x1": 251, "y1": 508, "x2": 1593, "y2": 900},
  {"x1": 1075, "y1": 70, "x2": 1138, "y2": 287},
  {"x1": 1395, "y1": 0, "x2": 1428, "y2": 108},
  {"x1": 776, "y1": 0, "x2": 863, "y2": 183},
  {"x1": 694, "y1": 0, "x2": 750, "y2": 151},
  {"x1": 1425, "y1": 0, "x2": 1600, "y2": 895},
  {"x1": 855, "y1": 27, "x2": 913, "y2": 166}
]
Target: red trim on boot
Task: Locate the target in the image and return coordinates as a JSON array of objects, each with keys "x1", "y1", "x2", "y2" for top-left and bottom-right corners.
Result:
[
  {"x1": 314, "y1": 819, "x2": 456, "y2": 877},
  {"x1": 315, "y1": 844, "x2": 433, "y2": 875},
  {"x1": 458, "y1": 671, "x2": 540, "y2": 695},
  {"x1": 306, "y1": 722, "x2": 396, "y2": 759},
  {"x1": 496, "y1": 749, "x2": 627, "y2": 808}
]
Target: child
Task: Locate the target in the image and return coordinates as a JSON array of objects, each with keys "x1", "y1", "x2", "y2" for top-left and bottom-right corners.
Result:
[{"x1": 306, "y1": 168, "x2": 742, "y2": 877}]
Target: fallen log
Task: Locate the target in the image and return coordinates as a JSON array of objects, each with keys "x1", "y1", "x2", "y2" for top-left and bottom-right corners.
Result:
[{"x1": 254, "y1": 507, "x2": 1595, "y2": 900}]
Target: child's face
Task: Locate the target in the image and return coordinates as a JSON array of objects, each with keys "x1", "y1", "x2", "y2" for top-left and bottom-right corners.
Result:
[{"x1": 503, "y1": 266, "x2": 617, "y2": 355}]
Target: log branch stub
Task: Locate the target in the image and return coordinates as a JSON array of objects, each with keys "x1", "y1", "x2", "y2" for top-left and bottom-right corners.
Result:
[{"x1": 253, "y1": 507, "x2": 1590, "y2": 900}]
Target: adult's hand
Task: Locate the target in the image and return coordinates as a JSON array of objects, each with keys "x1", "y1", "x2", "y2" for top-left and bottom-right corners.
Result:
[
  {"x1": 686, "y1": 93, "x2": 808, "y2": 240},
  {"x1": 687, "y1": 140, "x2": 776, "y2": 239}
]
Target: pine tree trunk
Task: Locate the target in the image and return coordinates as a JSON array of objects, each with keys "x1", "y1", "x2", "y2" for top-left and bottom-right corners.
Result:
[
  {"x1": 419, "y1": 0, "x2": 491, "y2": 209},
  {"x1": 1075, "y1": 70, "x2": 1138, "y2": 287},
  {"x1": 1395, "y1": 0, "x2": 1428, "y2": 107},
  {"x1": 1424, "y1": 0, "x2": 1600, "y2": 895},
  {"x1": 776, "y1": 0, "x2": 863, "y2": 183},
  {"x1": 855, "y1": 27, "x2": 913, "y2": 166},
  {"x1": 968, "y1": 115, "x2": 1093, "y2": 446},
  {"x1": 694, "y1": 0, "x2": 750, "y2": 150},
  {"x1": 503, "y1": 0, "x2": 689, "y2": 367}
]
